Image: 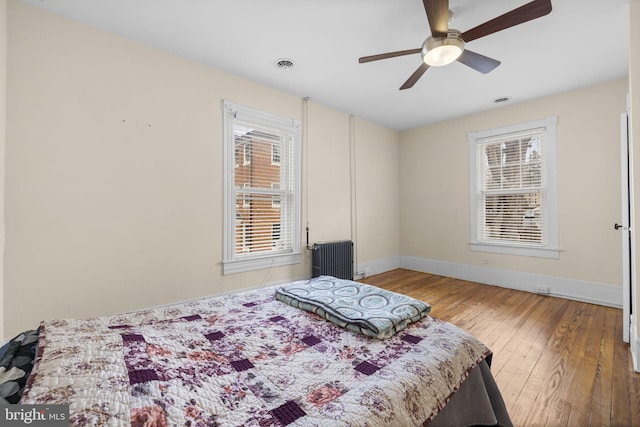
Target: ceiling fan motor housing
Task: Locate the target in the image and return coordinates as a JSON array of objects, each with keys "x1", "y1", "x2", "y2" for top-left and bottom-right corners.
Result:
[{"x1": 421, "y1": 29, "x2": 465, "y2": 66}]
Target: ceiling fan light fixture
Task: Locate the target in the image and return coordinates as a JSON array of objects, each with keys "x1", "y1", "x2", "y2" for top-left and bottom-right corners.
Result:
[{"x1": 421, "y1": 32, "x2": 465, "y2": 67}]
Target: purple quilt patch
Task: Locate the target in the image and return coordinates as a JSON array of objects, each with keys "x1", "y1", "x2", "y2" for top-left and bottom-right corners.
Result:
[
  {"x1": 205, "y1": 331, "x2": 225, "y2": 341},
  {"x1": 270, "y1": 400, "x2": 306, "y2": 426},
  {"x1": 301, "y1": 335, "x2": 321, "y2": 346},
  {"x1": 401, "y1": 334, "x2": 423, "y2": 344},
  {"x1": 128, "y1": 369, "x2": 159, "y2": 385},
  {"x1": 243, "y1": 302, "x2": 258, "y2": 307},
  {"x1": 182, "y1": 314, "x2": 202, "y2": 322},
  {"x1": 269, "y1": 316, "x2": 286, "y2": 322},
  {"x1": 354, "y1": 361, "x2": 380, "y2": 376},
  {"x1": 121, "y1": 334, "x2": 146, "y2": 343},
  {"x1": 230, "y1": 359, "x2": 254, "y2": 372}
]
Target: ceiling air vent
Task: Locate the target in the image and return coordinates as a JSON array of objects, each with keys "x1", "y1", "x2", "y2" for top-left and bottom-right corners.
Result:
[{"x1": 275, "y1": 59, "x2": 294, "y2": 70}]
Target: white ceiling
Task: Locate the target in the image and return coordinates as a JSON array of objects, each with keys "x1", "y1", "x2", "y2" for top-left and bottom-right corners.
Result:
[{"x1": 20, "y1": 0, "x2": 630, "y2": 131}]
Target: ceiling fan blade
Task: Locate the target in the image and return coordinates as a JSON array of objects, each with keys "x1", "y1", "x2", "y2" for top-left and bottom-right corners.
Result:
[
  {"x1": 400, "y1": 62, "x2": 430, "y2": 90},
  {"x1": 460, "y1": 0, "x2": 552, "y2": 43},
  {"x1": 456, "y1": 49, "x2": 501, "y2": 74},
  {"x1": 424, "y1": 0, "x2": 449, "y2": 38},
  {"x1": 359, "y1": 48, "x2": 422, "y2": 64}
]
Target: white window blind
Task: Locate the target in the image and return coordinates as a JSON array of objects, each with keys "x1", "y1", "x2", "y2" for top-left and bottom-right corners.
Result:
[
  {"x1": 469, "y1": 116, "x2": 558, "y2": 258},
  {"x1": 223, "y1": 101, "x2": 301, "y2": 274},
  {"x1": 477, "y1": 127, "x2": 546, "y2": 245}
]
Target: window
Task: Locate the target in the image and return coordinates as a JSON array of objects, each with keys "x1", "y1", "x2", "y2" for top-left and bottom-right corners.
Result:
[
  {"x1": 241, "y1": 222, "x2": 248, "y2": 253},
  {"x1": 272, "y1": 144, "x2": 281, "y2": 165},
  {"x1": 469, "y1": 116, "x2": 558, "y2": 258},
  {"x1": 243, "y1": 143, "x2": 252, "y2": 165},
  {"x1": 272, "y1": 223, "x2": 281, "y2": 247},
  {"x1": 271, "y1": 183, "x2": 281, "y2": 208},
  {"x1": 223, "y1": 101, "x2": 301, "y2": 274},
  {"x1": 243, "y1": 182, "x2": 250, "y2": 208}
]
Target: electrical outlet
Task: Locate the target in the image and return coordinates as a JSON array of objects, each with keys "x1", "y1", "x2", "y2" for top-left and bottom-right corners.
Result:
[
  {"x1": 482, "y1": 256, "x2": 490, "y2": 265},
  {"x1": 535, "y1": 286, "x2": 550, "y2": 294}
]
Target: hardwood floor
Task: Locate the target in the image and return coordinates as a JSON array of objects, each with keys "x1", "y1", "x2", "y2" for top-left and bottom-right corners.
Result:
[{"x1": 363, "y1": 269, "x2": 640, "y2": 427}]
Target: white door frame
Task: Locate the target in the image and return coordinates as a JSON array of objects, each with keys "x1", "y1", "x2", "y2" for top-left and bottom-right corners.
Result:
[{"x1": 622, "y1": 110, "x2": 632, "y2": 343}]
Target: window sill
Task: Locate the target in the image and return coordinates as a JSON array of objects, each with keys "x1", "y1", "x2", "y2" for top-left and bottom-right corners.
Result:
[
  {"x1": 223, "y1": 252, "x2": 302, "y2": 275},
  {"x1": 470, "y1": 242, "x2": 559, "y2": 259}
]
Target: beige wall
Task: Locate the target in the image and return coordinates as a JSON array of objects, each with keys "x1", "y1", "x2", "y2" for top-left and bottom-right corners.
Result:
[
  {"x1": 306, "y1": 102, "x2": 352, "y2": 242},
  {"x1": 3, "y1": 0, "x2": 630, "y2": 342},
  {"x1": 400, "y1": 78, "x2": 628, "y2": 286},
  {"x1": 3, "y1": 1, "x2": 401, "y2": 337},
  {"x1": 305, "y1": 109, "x2": 401, "y2": 265},
  {"x1": 354, "y1": 118, "x2": 401, "y2": 265},
  {"x1": 0, "y1": 0, "x2": 6, "y2": 341}
]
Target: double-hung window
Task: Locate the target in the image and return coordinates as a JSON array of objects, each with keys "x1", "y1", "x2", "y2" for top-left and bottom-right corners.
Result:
[
  {"x1": 469, "y1": 116, "x2": 559, "y2": 258},
  {"x1": 223, "y1": 101, "x2": 301, "y2": 274}
]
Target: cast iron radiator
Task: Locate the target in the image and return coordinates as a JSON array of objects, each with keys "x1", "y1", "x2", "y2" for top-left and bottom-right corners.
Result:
[{"x1": 311, "y1": 240, "x2": 354, "y2": 280}]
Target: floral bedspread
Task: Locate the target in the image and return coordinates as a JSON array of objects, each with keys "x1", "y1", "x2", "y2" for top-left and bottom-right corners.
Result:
[{"x1": 21, "y1": 281, "x2": 491, "y2": 426}]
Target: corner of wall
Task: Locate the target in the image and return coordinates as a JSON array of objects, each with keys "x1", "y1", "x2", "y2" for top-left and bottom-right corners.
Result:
[
  {"x1": 1, "y1": 0, "x2": 8, "y2": 342},
  {"x1": 357, "y1": 256, "x2": 402, "y2": 279}
]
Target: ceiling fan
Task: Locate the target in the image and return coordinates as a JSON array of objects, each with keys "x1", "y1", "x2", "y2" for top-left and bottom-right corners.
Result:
[{"x1": 359, "y1": 0, "x2": 552, "y2": 90}]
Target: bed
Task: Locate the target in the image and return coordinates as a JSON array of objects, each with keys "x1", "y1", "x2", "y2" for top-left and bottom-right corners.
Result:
[{"x1": 19, "y1": 276, "x2": 512, "y2": 426}]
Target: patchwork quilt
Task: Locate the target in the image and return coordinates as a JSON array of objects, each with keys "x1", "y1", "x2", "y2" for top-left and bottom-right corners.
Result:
[{"x1": 21, "y1": 281, "x2": 491, "y2": 426}]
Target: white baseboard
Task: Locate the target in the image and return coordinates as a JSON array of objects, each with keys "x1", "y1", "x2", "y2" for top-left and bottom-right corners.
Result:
[{"x1": 399, "y1": 256, "x2": 622, "y2": 308}]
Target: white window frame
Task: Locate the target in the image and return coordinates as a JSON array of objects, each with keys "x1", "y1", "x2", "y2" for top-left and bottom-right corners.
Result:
[
  {"x1": 469, "y1": 116, "x2": 559, "y2": 259},
  {"x1": 223, "y1": 100, "x2": 302, "y2": 274}
]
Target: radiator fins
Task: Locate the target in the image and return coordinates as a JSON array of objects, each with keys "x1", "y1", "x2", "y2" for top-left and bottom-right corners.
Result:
[{"x1": 311, "y1": 241, "x2": 353, "y2": 280}]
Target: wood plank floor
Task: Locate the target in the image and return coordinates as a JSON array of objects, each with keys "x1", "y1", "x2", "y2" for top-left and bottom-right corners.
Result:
[{"x1": 363, "y1": 269, "x2": 640, "y2": 427}]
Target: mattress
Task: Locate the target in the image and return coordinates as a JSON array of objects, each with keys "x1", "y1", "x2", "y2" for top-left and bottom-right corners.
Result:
[{"x1": 20, "y1": 279, "x2": 511, "y2": 426}]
